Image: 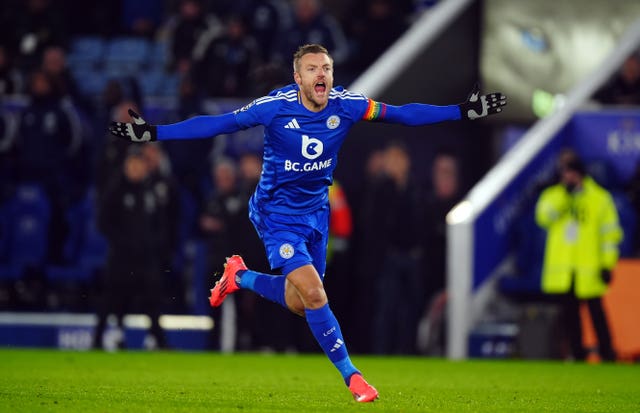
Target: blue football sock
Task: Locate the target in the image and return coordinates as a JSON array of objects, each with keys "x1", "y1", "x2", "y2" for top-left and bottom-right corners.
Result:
[
  {"x1": 238, "y1": 270, "x2": 287, "y2": 308},
  {"x1": 305, "y1": 303, "x2": 359, "y2": 384}
]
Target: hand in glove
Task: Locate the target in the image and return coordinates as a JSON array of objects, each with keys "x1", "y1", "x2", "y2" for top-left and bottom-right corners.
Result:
[
  {"x1": 601, "y1": 269, "x2": 613, "y2": 285},
  {"x1": 109, "y1": 109, "x2": 157, "y2": 142},
  {"x1": 459, "y1": 84, "x2": 507, "y2": 120}
]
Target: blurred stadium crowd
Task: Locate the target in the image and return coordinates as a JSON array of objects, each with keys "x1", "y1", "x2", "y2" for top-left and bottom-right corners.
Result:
[{"x1": 1, "y1": 0, "x2": 639, "y2": 355}]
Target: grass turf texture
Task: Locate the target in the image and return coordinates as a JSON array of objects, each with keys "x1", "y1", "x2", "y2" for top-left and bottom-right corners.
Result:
[{"x1": 1, "y1": 349, "x2": 638, "y2": 412}]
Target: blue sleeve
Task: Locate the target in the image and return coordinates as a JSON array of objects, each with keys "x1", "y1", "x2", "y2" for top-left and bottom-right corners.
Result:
[
  {"x1": 234, "y1": 98, "x2": 281, "y2": 129},
  {"x1": 339, "y1": 87, "x2": 462, "y2": 125},
  {"x1": 157, "y1": 113, "x2": 241, "y2": 140},
  {"x1": 382, "y1": 103, "x2": 462, "y2": 125}
]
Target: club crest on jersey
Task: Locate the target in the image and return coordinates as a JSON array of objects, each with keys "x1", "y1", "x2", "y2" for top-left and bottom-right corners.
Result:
[
  {"x1": 326, "y1": 115, "x2": 340, "y2": 129},
  {"x1": 279, "y1": 243, "x2": 295, "y2": 259}
]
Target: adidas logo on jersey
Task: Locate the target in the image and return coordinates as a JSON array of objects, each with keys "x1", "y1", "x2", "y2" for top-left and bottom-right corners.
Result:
[{"x1": 284, "y1": 118, "x2": 301, "y2": 129}]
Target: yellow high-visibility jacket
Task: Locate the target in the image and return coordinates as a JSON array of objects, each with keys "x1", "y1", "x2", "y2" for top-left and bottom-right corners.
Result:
[{"x1": 535, "y1": 176, "x2": 622, "y2": 299}]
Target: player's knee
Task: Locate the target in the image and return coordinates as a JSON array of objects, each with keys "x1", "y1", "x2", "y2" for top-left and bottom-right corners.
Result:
[
  {"x1": 301, "y1": 286, "x2": 327, "y2": 309},
  {"x1": 287, "y1": 302, "x2": 306, "y2": 317}
]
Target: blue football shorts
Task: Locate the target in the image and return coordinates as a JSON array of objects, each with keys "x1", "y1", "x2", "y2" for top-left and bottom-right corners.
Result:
[{"x1": 249, "y1": 204, "x2": 329, "y2": 279}]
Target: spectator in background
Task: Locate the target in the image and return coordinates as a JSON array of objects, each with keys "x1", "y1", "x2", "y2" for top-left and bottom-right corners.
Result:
[
  {"x1": 199, "y1": 157, "x2": 246, "y2": 350},
  {"x1": 240, "y1": 0, "x2": 293, "y2": 63},
  {"x1": 40, "y1": 46, "x2": 87, "y2": 110},
  {"x1": 12, "y1": 0, "x2": 68, "y2": 72},
  {"x1": 595, "y1": 51, "x2": 640, "y2": 106},
  {"x1": 193, "y1": 14, "x2": 260, "y2": 98},
  {"x1": 0, "y1": 95, "x2": 17, "y2": 203},
  {"x1": 535, "y1": 153, "x2": 621, "y2": 362},
  {"x1": 40, "y1": 46, "x2": 75, "y2": 97},
  {"x1": 323, "y1": 179, "x2": 353, "y2": 342},
  {"x1": 365, "y1": 141, "x2": 425, "y2": 354},
  {"x1": 248, "y1": 61, "x2": 291, "y2": 97},
  {"x1": 163, "y1": 75, "x2": 212, "y2": 205},
  {"x1": 39, "y1": 44, "x2": 99, "y2": 185},
  {"x1": 141, "y1": 142, "x2": 181, "y2": 312},
  {"x1": 345, "y1": 0, "x2": 408, "y2": 75},
  {"x1": 349, "y1": 148, "x2": 385, "y2": 353},
  {"x1": 91, "y1": 80, "x2": 126, "y2": 163},
  {"x1": 141, "y1": 142, "x2": 180, "y2": 266},
  {"x1": 199, "y1": 158, "x2": 242, "y2": 274},
  {"x1": 417, "y1": 149, "x2": 463, "y2": 355},
  {"x1": 95, "y1": 101, "x2": 140, "y2": 197},
  {"x1": 15, "y1": 70, "x2": 84, "y2": 263},
  {"x1": 0, "y1": 45, "x2": 23, "y2": 95},
  {"x1": 94, "y1": 145, "x2": 178, "y2": 350},
  {"x1": 121, "y1": 0, "x2": 164, "y2": 39},
  {"x1": 235, "y1": 152, "x2": 269, "y2": 270},
  {"x1": 235, "y1": 151, "x2": 295, "y2": 351},
  {"x1": 210, "y1": 0, "x2": 294, "y2": 94},
  {"x1": 275, "y1": 0, "x2": 350, "y2": 68},
  {"x1": 164, "y1": 0, "x2": 223, "y2": 75}
]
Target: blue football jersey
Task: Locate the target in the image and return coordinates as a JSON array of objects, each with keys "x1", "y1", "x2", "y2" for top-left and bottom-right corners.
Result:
[{"x1": 234, "y1": 83, "x2": 378, "y2": 215}]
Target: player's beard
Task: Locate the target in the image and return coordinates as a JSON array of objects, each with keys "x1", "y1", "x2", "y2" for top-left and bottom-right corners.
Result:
[{"x1": 301, "y1": 83, "x2": 329, "y2": 111}]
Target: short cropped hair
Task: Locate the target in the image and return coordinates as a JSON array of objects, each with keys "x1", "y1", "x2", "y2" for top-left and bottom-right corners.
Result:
[{"x1": 293, "y1": 44, "x2": 332, "y2": 72}]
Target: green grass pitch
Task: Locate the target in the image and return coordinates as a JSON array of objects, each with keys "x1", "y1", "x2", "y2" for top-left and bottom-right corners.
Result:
[{"x1": 1, "y1": 349, "x2": 639, "y2": 412}]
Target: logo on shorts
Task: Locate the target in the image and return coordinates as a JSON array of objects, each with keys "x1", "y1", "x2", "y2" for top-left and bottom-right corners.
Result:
[
  {"x1": 326, "y1": 115, "x2": 340, "y2": 129},
  {"x1": 279, "y1": 243, "x2": 295, "y2": 259}
]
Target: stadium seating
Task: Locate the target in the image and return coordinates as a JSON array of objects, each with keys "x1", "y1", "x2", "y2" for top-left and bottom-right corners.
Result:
[
  {"x1": 104, "y1": 37, "x2": 151, "y2": 72},
  {"x1": 45, "y1": 188, "x2": 107, "y2": 282},
  {"x1": 72, "y1": 69, "x2": 109, "y2": 97},
  {"x1": 0, "y1": 185, "x2": 51, "y2": 280},
  {"x1": 148, "y1": 41, "x2": 169, "y2": 68},
  {"x1": 137, "y1": 71, "x2": 180, "y2": 98},
  {"x1": 66, "y1": 36, "x2": 106, "y2": 72},
  {"x1": 68, "y1": 36, "x2": 179, "y2": 100}
]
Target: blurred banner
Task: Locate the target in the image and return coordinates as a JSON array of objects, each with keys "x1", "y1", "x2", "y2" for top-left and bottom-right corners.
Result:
[
  {"x1": 477, "y1": 109, "x2": 640, "y2": 291},
  {"x1": 481, "y1": 0, "x2": 640, "y2": 121},
  {"x1": 567, "y1": 109, "x2": 640, "y2": 187}
]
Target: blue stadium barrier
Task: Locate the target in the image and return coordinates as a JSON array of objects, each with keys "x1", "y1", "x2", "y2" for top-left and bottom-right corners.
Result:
[{"x1": 0, "y1": 313, "x2": 213, "y2": 350}]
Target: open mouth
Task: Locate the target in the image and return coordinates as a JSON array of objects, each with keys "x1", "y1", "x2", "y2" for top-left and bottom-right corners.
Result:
[{"x1": 314, "y1": 82, "x2": 326, "y2": 94}]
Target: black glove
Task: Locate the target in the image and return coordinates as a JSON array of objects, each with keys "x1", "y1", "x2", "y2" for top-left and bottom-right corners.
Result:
[
  {"x1": 601, "y1": 269, "x2": 612, "y2": 285},
  {"x1": 109, "y1": 109, "x2": 157, "y2": 142},
  {"x1": 459, "y1": 84, "x2": 507, "y2": 120}
]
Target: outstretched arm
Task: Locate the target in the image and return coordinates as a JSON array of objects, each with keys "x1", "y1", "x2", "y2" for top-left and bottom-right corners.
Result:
[
  {"x1": 377, "y1": 84, "x2": 507, "y2": 126},
  {"x1": 109, "y1": 109, "x2": 241, "y2": 142}
]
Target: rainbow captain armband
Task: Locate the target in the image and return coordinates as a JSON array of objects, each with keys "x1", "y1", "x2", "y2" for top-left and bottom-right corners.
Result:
[{"x1": 362, "y1": 99, "x2": 387, "y2": 121}]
